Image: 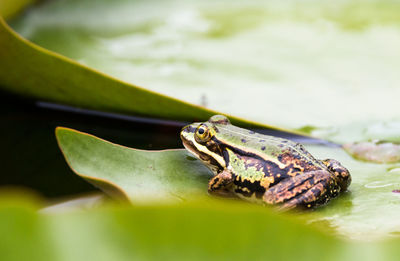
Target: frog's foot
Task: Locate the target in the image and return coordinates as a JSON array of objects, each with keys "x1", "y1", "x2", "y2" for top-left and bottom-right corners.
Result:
[
  {"x1": 208, "y1": 170, "x2": 234, "y2": 197},
  {"x1": 321, "y1": 159, "x2": 351, "y2": 191},
  {"x1": 263, "y1": 170, "x2": 340, "y2": 211}
]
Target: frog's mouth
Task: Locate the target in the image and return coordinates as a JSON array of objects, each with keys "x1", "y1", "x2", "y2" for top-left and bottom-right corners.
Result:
[
  {"x1": 180, "y1": 124, "x2": 224, "y2": 173},
  {"x1": 180, "y1": 124, "x2": 198, "y2": 154}
]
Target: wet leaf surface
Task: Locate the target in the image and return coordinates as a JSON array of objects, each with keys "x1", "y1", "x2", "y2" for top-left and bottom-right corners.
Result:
[
  {"x1": 9, "y1": 0, "x2": 400, "y2": 143},
  {"x1": 0, "y1": 9, "x2": 291, "y2": 134},
  {"x1": 57, "y1": 128, "x2": 400, "y2": 241}
]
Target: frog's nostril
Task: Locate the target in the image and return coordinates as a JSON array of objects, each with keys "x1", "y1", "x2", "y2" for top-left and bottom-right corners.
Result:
[{"x1": 181, "y1": 126, "x2": 190, "y2": 134}]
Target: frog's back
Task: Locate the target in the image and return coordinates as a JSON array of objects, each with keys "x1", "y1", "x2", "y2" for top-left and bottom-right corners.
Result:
[
  {"x1": 215, "y1": 124, "x2": 321, "y2": 167},
  {"x1": 214, "y1": 125, "x2": 324, "y2": 200}
]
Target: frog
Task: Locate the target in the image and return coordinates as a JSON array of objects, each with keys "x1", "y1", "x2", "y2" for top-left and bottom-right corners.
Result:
[{"x1": 180, "y1": 115, "x2": 351, "y2": 210}]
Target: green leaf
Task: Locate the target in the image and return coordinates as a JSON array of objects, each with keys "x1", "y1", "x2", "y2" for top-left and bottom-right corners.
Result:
[
  {"x1": 8, "y1": 0, "x2": 400, "y2": 143},
  {"x1": 56, "y1": 127, "x2": 213, "y2": 203},
  {"x1": 0, "y1": 14, "x2": 292, "y2": 133},
  {"x1": 56, "y1": 127, "x2": 400, "y2": 241},
  {"x1": 0, "y1": 197, "x2": 339, "y2": 261},
  {"x1": 3, "y1": 195, "x2": 400, "y2": 261},
  {"x1": 0, "y1": 0, "x2": 35, "y2": 20}
]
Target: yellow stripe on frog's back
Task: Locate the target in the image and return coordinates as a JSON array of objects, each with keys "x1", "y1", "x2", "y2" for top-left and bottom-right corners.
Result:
[{"x1": 216, "y1": 124, "x2": 320, "y2": 168}]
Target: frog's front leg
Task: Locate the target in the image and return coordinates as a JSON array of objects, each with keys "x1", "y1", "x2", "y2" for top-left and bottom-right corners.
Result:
[
  {"x1": 208, "y1": 170, "x2": 234, "y2": 197},
  {"x1": 263, "y1": 170, "x2": 340, "y2": 210}
]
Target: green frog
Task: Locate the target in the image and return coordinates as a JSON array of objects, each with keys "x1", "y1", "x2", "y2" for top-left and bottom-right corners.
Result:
[{"x1": 180, "y1": 115, "x2": 351, "y2": 210}]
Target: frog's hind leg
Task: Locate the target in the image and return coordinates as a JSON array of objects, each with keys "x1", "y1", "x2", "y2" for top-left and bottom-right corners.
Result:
[
  {"x1": 263, "y1": 170, "x2": 340, "y2": 210},
  {"x1": 208, "y1": 170, "x2": 235, "y2": 197}
]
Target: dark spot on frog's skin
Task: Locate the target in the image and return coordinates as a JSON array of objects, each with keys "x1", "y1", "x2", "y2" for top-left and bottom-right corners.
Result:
[
  {"x1": 206, "y1": 139, "x2": 221, "y2": 155},
  {"x1": 234, "y1": 188, "x2": 253, "y2": 197},
  {"x1": 299, "y1": 146, "x2": 307, "y2": 153},
  {"x1": 278, "y1": 152, "x2": 320, "y2": 173},
  {"x1": 393, "y1": 190, "x2": 400, "y2": 193},
  {"x1": 210, "y1": 177, "x2": 220, "y2": 188},
  {"x1": 238, "y1": 155, "x2": 265, "y2": 172},
  {"x1": 222, "y1": 148, "x2": 230, "y2": 166},
  {"x1": 183, "y1": 125, "x2": 196, "y2": 134},
  {"x1": 233, "y1": 177, "x2": 266, "y2": 198},
  {"x1": 261, "y1": 146, "x2": 266, "y2": 151},
  {"x1": 259, "y1": 139, "x2": 265, "y2": 142},
  {"x1": 241, "y1": 139, "x2": 247, "y2": 143},
  {"x1": 307, "y1": 176, "x2": 315, "y2": 186}
]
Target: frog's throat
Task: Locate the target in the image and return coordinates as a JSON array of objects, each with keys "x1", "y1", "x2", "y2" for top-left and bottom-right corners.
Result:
[{"x1": 182, "y1": 138, "x2": 226, "y2": 171}]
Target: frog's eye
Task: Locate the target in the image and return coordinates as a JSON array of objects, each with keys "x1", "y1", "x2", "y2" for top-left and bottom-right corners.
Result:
[{"x1": 195, "y1": 124, "x2": 211, "y2": 143}]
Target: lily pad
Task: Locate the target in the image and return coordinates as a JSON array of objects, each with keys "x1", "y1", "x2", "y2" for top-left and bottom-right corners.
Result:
[
  {"x1": 8, "y1": 0, "x2": 400, "y2": 143},
  {"x1": 56, "y1": 127, "x2": 213, "y2": 203},
  {"x1": 0, "y1": 9, "x2": 291, "y2": 133},
  {"x1": 57, "y1": 127, "x2": 400, "y2": 240}
]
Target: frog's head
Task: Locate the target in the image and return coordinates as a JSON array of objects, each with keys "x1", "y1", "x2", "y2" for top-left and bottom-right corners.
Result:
[{"x1": 180, "y1": 115, "x2": 230, "y2": 173}]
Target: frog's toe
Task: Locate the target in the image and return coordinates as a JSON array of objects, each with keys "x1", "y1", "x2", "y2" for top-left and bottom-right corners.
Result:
[
  {"x1": 263, "y1": 170, "x2": 340, "y2": 210},
  {"x1": 321, "y1": 159, "x2": 351, "y2": 191},
  {"x1": 208, "y1": 170, "x2": 235, "y2": 197}
]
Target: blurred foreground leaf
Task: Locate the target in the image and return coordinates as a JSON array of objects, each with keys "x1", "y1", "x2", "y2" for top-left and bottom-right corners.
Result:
[{"x1": 2, "y1": 195, "x2": 400, "y2": 261}]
